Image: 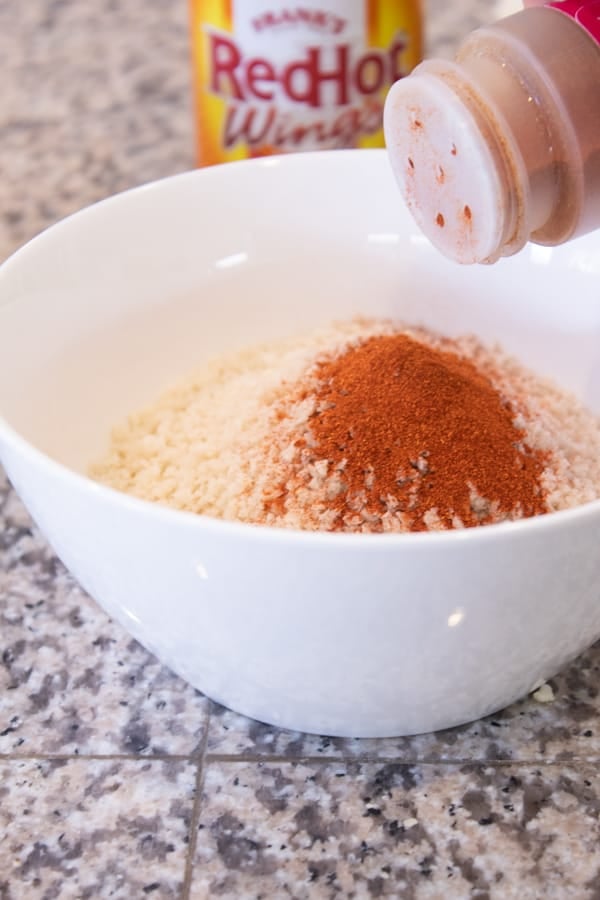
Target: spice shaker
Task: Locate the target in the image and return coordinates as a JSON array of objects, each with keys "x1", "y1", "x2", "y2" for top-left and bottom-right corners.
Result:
[
  {"x1": 383, "y1": 0, "x2": 600, "y2": 263},
  {"x1": 189, "y1": 0, "x2": 422, "y2": 167}
]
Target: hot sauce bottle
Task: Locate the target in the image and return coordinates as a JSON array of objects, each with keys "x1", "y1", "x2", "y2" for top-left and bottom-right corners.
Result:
[{"x1": 189, "y1": 1, "x2": 422, "y2": 166}]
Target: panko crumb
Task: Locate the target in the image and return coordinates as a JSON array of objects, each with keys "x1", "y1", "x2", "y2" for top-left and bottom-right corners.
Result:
[{"x1": 89, "y1": 318, "x2": 600, "y2": 533}]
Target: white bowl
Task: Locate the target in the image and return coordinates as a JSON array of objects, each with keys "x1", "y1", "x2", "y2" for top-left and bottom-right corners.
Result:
[{"x1": 1, "y1": 150, "x2": 600, "y2": 737}]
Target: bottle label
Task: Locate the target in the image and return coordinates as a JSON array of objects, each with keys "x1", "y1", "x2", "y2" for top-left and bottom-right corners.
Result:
[
  {"x1": 189, "y1": 1, "x2": 422, "y2": 166},
  {"x1": 546, "y1": 0, "x2": 600, "y2": 45}
]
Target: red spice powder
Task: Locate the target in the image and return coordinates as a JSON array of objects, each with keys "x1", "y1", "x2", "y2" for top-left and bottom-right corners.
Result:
[{"x1": 266, "y1": 333, "x2": 548, "y2": 531}]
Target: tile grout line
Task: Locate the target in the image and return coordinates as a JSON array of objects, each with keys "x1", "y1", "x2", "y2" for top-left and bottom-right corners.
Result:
[
  {"x1": 0, "y1": 751, "x2": 599, "y2": 766},
  {"x1": 181, "y1": 704, "x2": 212, "y2": 900},
  {"x1": 201, "y1": 753, "x2": 600, "y2": 767}
]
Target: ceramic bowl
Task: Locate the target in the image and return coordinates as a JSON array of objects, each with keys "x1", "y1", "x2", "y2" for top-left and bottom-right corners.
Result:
[{"x1": 1, "y1": 150, "x2": 600, "y2": 737}]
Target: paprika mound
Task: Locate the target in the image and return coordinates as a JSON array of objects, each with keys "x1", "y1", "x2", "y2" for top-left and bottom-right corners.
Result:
[{"x1": 264, "y1": 331, "x2": 548, "y2": 531}]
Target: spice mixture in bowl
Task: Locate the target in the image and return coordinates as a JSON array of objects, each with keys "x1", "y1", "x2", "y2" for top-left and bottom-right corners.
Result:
[
  {"x1": 2, "y1": 150, "x2": 600, "y2": 737},
  {"x1": 91, "y1": 318, "x2": 600, "y2": 533}
]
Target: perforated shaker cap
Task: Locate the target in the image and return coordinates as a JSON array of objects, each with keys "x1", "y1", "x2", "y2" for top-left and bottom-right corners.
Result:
[{"x1": 384, "y1": 61, "x2": 520, "y2": 264}]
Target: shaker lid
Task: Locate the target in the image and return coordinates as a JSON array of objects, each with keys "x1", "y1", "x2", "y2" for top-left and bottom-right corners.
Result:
[{"x1": 384, "y1": 60, "x2": 527, "y2": 264}]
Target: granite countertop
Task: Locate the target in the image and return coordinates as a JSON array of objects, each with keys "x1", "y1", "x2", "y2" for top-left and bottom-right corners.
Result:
[{"x1": 2, "y1": 1, "x2": 600, "y2": 898}]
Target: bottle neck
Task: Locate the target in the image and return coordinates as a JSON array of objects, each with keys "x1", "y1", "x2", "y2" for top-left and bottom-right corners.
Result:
[
  {"x1": 455, "y1": 50, "x2": 559, "y2": 239},
  {"x1": 455, "y1": 6, "x2": 597, "y2": 251}
]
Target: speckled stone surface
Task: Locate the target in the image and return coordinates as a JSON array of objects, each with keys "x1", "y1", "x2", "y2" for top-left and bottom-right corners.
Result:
[
  {"x1": 191, "y1": 762, "x2": 600, "y2": 899},
  {"x1": 2, "y1": 0, "x2": 600, "y2": 897},
  {"x1": 0, "y1": 758, "x2": 196, "y2": 899}
]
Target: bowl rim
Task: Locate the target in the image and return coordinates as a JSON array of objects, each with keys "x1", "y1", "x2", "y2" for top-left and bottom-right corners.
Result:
[
  {"x1": 1, "y1": 150, "x2": 599, "y2": 548},
  {"x1": 0, "y1": 149, "x2": 389, "y2": 294}
]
